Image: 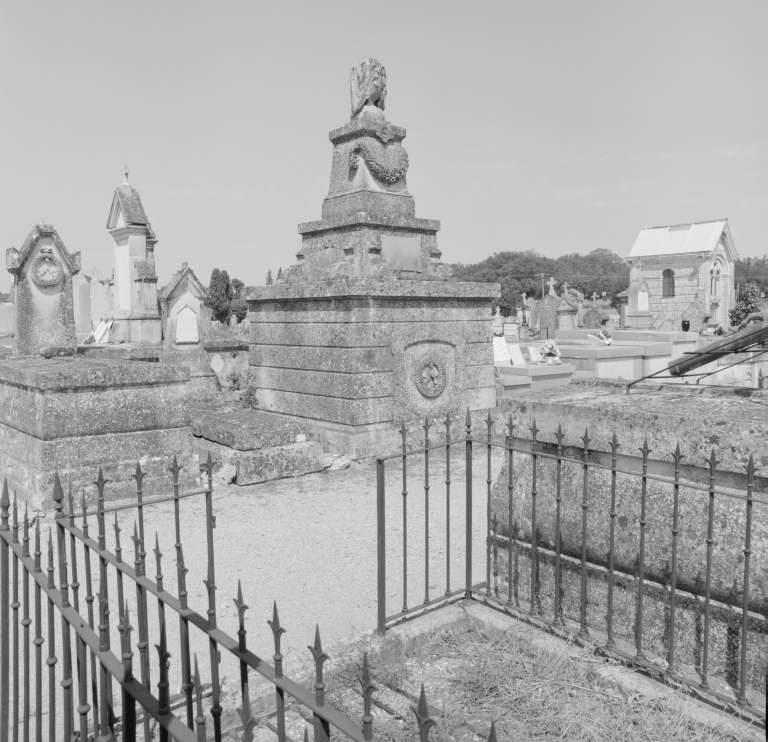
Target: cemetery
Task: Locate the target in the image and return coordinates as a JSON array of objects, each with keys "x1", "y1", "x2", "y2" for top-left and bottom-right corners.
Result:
[{"x1": 0, "y1": 52, "x2": 765, "y2": 741}]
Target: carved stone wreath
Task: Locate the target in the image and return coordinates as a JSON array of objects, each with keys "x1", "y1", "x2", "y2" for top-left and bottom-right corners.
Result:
[
  {"x1": 29, "y1": 247, "x2": 64, "y2": 288},
  {"x1": 414, "y1": 356, "x2": 447, "y2": 399},
  {"x1": 349, "y1": 140, "x2": 409, "y2": 184}
]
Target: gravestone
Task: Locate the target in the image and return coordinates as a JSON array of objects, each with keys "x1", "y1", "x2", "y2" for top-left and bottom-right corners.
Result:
[
  {"x1": 493, "y1": 336, "x2": 511, "y2": 365},
  {"x1": 581, "y1": 305, "x2": 608, "y2": 329},
  {"x1": 6, "y1": 223, "x2": 80, "y2": 356},
  {"x1": 72, "y1": 274, "x2": 93, "y2": 340},
  {"x1": 527, "y1": 346, "x2": 542, "y2": 364},
  {"x1": 0, "y1": 302, "x2": 14, "y2": 337},
  {"x1": 537, "y1": 295, "x2": 559, "y2": 339},
  {"x1": 90, "y1": 279, "x2": 110, "y2": 324},
  {"x1": 508, "y1": 344, "x2": 527, "y2": 366}
]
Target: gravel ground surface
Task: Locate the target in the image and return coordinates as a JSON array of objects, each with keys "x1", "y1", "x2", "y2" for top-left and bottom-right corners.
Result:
[{"x1": 25, "y1": 444, "x2": 505, "y2": 727}]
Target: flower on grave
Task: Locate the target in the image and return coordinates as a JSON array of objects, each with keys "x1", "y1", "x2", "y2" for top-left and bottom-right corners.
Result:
[
  {"x1": 596, "y1": 328, "x2": 612, "y2": 341},
  {"x1": 541, "y1": 340, "x2": 561, "y2": 359}
]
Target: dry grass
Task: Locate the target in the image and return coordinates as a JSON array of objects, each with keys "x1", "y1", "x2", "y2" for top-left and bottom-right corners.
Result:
[{"x1": 319, "y1": 614, "x2": 759, "y2": 742}]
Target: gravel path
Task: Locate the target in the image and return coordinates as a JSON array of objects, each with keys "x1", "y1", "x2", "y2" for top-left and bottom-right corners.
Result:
[{"x1": 24, "y1": 445, "x2": 505, "y2": 730}]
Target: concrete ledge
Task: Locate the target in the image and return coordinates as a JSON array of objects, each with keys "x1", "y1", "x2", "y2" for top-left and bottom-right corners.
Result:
[{"x1": 499, "y1": 363, "x2": 576, "y2": 378}]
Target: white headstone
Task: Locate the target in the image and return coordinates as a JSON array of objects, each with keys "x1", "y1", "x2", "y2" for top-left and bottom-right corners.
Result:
[
  {"x1": 637, "y1": 291, "x2": 649, "y2": 312},
  {"x1": 493, "y1": 336, "x2": 511, "y2": 365},
  {"x1": 508, "y1": 344, "x2": 527, "y2": 365},
  {"x1": 527, "y1": 346, "x2": 542, "y2": 364},
  {"x1": 175, "y1": 305, "x2": 199, "y2": 344},
  {"x1": 0, "y1": 302, "x2": 14, "y2": 336}
]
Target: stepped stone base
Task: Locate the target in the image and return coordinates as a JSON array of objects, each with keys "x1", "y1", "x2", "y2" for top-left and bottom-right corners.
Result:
[
  {"x1": 0, "y1": 357, "x2": 196, "y2": 509},
  {"x1": 190, "y1": 403, "x2": 323, "y2": 484}
]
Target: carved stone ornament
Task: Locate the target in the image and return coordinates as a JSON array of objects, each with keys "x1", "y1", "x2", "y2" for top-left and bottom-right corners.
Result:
[
  {"x1": 350, "y1": 57, "x2": 387, "y2": 119},
  {"x1": 349, "y1": 140, "x2": 409, "y2": 184},
  {"x1": 414, "y1": 356, "x2": 447, "y2": 399},
  {"x1": 29, "y1": 246, "x2": 64, "y2": 288}
]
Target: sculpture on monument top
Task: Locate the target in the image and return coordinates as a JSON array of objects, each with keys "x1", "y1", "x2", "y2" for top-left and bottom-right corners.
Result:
[{"x1": 350, "y1": 57, "x2": 387, "y2": 119}]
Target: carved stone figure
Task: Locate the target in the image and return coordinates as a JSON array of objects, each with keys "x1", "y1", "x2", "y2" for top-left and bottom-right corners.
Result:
[{"x1": 350, "y1": 57, "x2": 387, "y2": 119}]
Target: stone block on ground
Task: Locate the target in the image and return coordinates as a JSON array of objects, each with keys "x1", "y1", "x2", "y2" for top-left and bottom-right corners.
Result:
[{"x1": 193, "y1": 437, "x2": 324, "y2": 485}]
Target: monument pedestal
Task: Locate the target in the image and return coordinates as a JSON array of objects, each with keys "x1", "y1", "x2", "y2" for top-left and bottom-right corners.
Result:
[
  {"x1": 0, "y1": 357, "x2": 196, "y2": 509},
  {"x1": 249, "y1": 280, "x2": 498, "y2": 458}
]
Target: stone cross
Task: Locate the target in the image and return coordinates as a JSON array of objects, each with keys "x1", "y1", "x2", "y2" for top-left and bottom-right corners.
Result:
[
  {"x1": 561, "y1": 281, "x2": 570, "y2": 295},
  {"x1": 592, "y1": 292, "x2": 598, "y2": 302},
  {"x1": 547, "y1": 277, "x2": 557, "y2": 296},
  {"x1": 123, "y1": 165, "x2": 129, "y2": 184}
]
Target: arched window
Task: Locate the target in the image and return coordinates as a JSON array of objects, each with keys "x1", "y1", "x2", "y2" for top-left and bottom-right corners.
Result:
[{"x1": 662, "y1": 269, "x2": 675, "y2": 297}]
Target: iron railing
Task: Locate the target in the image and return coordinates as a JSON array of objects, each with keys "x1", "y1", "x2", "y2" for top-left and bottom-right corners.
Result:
[
  {"x1": 376, "y1": 411, "x2": 766, "y2": 723},
  {"x1": 0, "y1": 457, "x2": 499, "y2": 741}
]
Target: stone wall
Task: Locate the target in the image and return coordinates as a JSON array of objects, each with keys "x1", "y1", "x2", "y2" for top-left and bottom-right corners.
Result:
[{"x1": 0, "y1": 357, "x2": 196, "y2": 508}]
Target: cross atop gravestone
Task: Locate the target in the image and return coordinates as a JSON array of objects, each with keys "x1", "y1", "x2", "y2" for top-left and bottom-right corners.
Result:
[
  {"x1": 123, "y1": 165, "x2": 129, "y2": 184},
  {"x1": 592, "y1": 292, "x2": 598, "y2": 302},
  {"x1": 547, "y1": 277, "x2": 557, "y2": 296},
  {"x1": 561, "y1": 281, "x2": 570, "y2": 295}
]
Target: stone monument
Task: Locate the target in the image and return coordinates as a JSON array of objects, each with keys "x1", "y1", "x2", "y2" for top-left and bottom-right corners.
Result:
[
  {"x1": 626, "y1": 265, "x2": 653, "y2": 328},
  {"x1": 158, "y1": 263, "x2": 220, "y2": 396},
  {"x1": 249, "y1": 59, "x2": 499, "y2": 456},
  {"x1": 6, "y1": 222, "x2": 81, "y2": 357},
  {"x1": 105, "y1": 169, "x2": 162, "y2": 343}
]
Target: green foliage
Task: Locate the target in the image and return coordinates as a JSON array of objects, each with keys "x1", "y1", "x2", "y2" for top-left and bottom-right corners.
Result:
[
  {"x1": 734, "y1": 255, "x2": 768, "y2": 294},
  {"x1": 265, "y1": 269, "x2": 273, "y2": 285},
  {"x1": 230, "y1": 278, "x2": 245, "y2": 299},
  {"x1": 205, "y1": 268, "x2": 232, "y2": 323},
  {"x1": 242, "y1": 384, "x2": 258, "y2": 410},
  {"x1": 277, "y1": 267, "x2": 283, "y2": 281},
  {"x1": 452, "y1": 248, "x2": 630, "y2": 312},
  {"x1": 728, "y1": 283, "x2": 763, "y2": 326},
  {"x1": 230, "y1": 298, "x2": 248, "y2": 323}
]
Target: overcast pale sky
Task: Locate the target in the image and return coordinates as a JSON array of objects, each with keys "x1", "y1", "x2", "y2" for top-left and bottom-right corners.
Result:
[{"x1": 1, "y1": 1, "x2": 766, "y2": 293}]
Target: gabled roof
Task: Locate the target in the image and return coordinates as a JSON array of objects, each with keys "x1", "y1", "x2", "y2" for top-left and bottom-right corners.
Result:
[
  {"x1": 6, "y1": 223, "x2": 81, "y2": 276},
  {"x1": 159, "y1": 263, "x2": 209, "y2": 305},
  {"x1": 107, "y1": 184, "x2": 156, "y2": 238},
  {"x1": 628, "y1": 219, "x2": 737, "y2": 262}
]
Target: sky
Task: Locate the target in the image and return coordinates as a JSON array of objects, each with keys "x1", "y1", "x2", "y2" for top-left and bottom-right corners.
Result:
[{"x1": 1, "y1": 1, "x2": 766, "y2": 294}]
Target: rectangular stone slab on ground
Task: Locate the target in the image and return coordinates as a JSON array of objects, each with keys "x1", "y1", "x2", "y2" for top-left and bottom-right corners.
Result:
[{"x1": 0, "y1": 356, "x2": 196, "y2": 508}]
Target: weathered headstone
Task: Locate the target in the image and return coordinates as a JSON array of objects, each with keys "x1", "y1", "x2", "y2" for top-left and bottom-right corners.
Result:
[
  {"x1": 581, "y1": 305, "x2": 608, "y2": 329},
  {"x1": 537, "y1": 295, "x2": 559, "y2": 339},
  {"x1": 0, "y1": 302, "x2": 14, "y2": 337},
  {"x1": 527, "y1": 346, "x2": 543, "y2": 364},
  {"x1": 72, "y1": 274, "x2": 92, "y2": 340},
  {"x1": 508, "y1": 344, "x2": 527, "y2": 366},
  {"x1": 6, "y1": 223, "x2": 80, "y2": 356},
  {"x1": 493, "y1": 336, "x2": 511, "y2": 365}
]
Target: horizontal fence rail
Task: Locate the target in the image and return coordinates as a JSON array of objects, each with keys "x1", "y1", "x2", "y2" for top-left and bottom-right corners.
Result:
[
  {"x1": 376, "y1": 410, "x2": 766, "y2": 723},
  {"x1": 1, "y1": 455, "x2": 500, "y2": 741}
]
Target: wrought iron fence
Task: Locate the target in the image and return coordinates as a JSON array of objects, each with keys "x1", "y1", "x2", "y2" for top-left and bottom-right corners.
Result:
[
  {"x1": 0, "y1": 457, "x2": 499, "y2": 741},
  {"x1": 375, "y1": 411, "x2": 766, "y2": 722}
]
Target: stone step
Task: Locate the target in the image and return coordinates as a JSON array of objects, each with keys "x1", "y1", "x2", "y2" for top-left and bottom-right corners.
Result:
[{"x1": 193, "y1": 436, "x2": 324, "y2": 486}]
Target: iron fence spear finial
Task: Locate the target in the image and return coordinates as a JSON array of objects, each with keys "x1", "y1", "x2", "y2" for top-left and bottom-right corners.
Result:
[
  {"x1": 121, "y1": 601, "x2": 134, "y2": 680},
  {"x1": 193, "y1": 655, "x2": 206, "y2": 741},
  {"x1": 47, "y1": 528, "x2": 55, "y2": 589},
  {"x1": 308, "y1": 625, "x2": 329, "y2": 707},
  {"x1": 33, "y1": 517, "x2": 41, "y2": 573},
  {"x1": 154, "y1": 533, "x2": 164, "y2": 592},
  {"x1": 465, "y1": 407, "x2": 472, "y2": 435},
  {"x1": 267, "y1": 601, "x2": 286, "y2": 678},
  {"x1": 236, "y1": 679, "x2": 257, "y2": 742},
  {"x1": 67, "y1": 481, "x2": 74, "y2": 525},
  {"x1": 11, "y1": 492, "x2": 18, "y2": 543},
  {"x1": 233, "y1": 580, "x2": 248, "y2": 652},
  {"x1": 52, "y1": 472, "x2": 64, "y2": 519},
  {"x1": 81, "y1": 490, "x2": 89, "y2": 538},
  {"x1": 22, "y1": 503, "x2": 29, "y2": 558},
  {"x1": 155, "y1": 618, "x2": 171, "y2": 717},
  {"x1": 411, "y1": 684, "x2": 436, "y2": 742},
  {"x1": 177, "y1": 543, "x2": 189, "y2": 611},
  {"x1": 113, "y1": 513, "x2": 122, "y2": 563}
]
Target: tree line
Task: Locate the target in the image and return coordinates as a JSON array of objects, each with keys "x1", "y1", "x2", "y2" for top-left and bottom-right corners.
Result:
[{"x1": 452, "y1": 250, "x2": 768, "y2": 315}]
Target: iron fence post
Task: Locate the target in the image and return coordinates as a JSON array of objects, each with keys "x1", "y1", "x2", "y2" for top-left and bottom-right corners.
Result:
[
  {"x1": 506, "y1": 416, "x2": 514, "y2": 608},
  {"x1": 445, "y1": 413, "x2": 452, "y2": 597},
  {"x1": 578, "y1": 428, "x2": 591, "y2": 639},
  {"x1": 376, "y1": 458, "x2": 386, "y2": 635},
  {"x1": 530, "y1": 421, "x2": 539, "y2": 617},
  {"x1": 635, "y1": 439, "x2": 651, "y2": 661},
  {"x1": 737, "y1": 456, "x2": 755, "y2": 707},
  {"x1": 667, "y1": 444, "x2": 683, "y2": 675},
  {"x1": 1, "y1": 479, "x2": 10, "y2": 742},
  {"x1": 423, "y1": 415, "x2": 431, "y2": 606},
  {"x1": 465, "y1": 409, "x2": 473, "y2": 599},
  {"x1": 606, "y1": 433, "x2": 619, "y2": 649},
  {"x1": 701, "y1": 447, "x2": 717, "y2": 688},
  {"x1": 553, "y1": 425, "x2": 565, "y2": 628},
  {"x1": 401, "y1": 422, "x2": 408, "y2": 613},
  {"x1": 486, "y1": 411, "x2": 493, "y2": 597}
]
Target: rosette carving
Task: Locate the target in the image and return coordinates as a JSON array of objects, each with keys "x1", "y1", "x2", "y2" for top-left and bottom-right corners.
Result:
[
  {"x1": 349, "y1": 140, "x2": 409, "y2": 185},
  {"x1": 414, "y1": 356, "x2": 446, "y2": 399}
]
